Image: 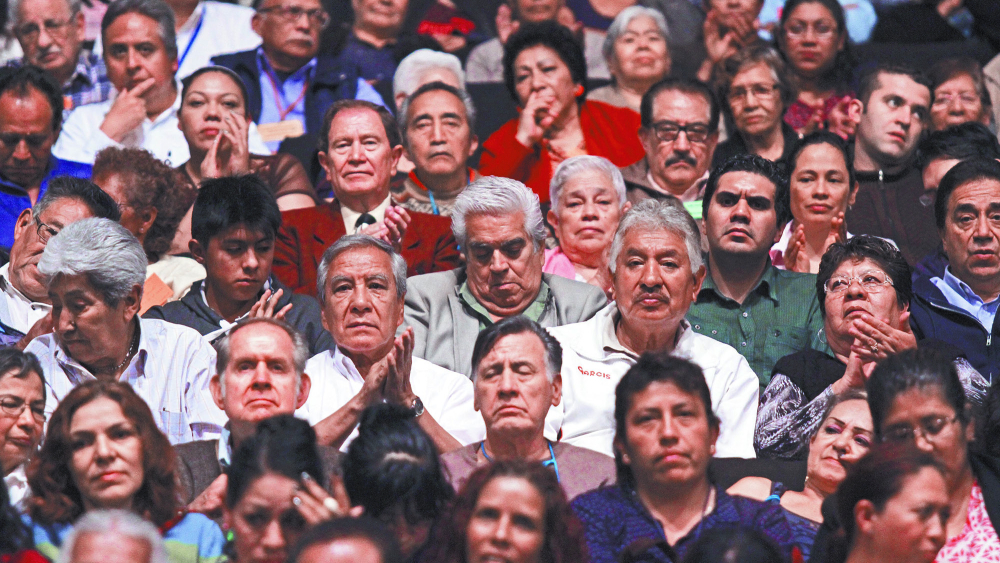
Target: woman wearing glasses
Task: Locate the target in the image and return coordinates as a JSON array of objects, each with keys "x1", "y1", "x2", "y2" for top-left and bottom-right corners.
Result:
[
  {"x1": 755, "y1": 236, "x2": 988, "y2": 460},
  {"x1": 711, "y1": 44, "x2": 800, "y2": 169},
  {"x1": 0, "y1": 349, "x2": 45, "y2": 512}
]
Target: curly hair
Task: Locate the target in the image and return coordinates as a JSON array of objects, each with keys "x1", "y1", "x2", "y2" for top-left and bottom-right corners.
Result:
[
  {"x1": 92, "y1": 147, "x2": 196, "y2": 263},
  {"x1": 423, "y1": 460, "x2": 588, "y2": 563},
  {"x1": 27, "y1": 380, "x2": 178, "y2": 527}
]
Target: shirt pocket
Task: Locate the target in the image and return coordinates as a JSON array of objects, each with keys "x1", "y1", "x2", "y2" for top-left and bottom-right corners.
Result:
[
  {"x1": 158, "y1": 409, "x2": 186, "y2": 443},
  {"x1": 765, "y1": 325, "x2": 811, "y2": 360}
]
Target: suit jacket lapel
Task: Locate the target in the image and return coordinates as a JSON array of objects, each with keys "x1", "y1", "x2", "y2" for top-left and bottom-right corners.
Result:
[{"x1": 447, "y1": 289, "x2": 479, "y2": 377}]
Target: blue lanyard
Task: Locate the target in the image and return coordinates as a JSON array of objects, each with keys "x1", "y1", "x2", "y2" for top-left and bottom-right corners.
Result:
[
  {"x1": 480, "y1": 441, "x2": 561, "y2": 482},
  {"x1": 177, "y1": 12, "x2": 205, "y2": 69},
  {"x1": 428, "y1": 191, "x2": 439, "y2": 215}
]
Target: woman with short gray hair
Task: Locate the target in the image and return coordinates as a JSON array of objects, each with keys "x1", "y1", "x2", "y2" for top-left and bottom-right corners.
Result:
[
  {"x1": 544, "y1": 156, "x2": 628, "y2": 294},
  {"x1": 588, "y1": 7, "x2": 671, "y2": 113}
]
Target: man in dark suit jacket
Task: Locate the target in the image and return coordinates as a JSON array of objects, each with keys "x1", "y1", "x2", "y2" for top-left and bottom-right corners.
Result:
[
  {"x1": 274, "y1": 100, "x2": 461, "y2": 294},
  {"x1": 175, "y1": 317, "x2": 339, "y2": 518}
]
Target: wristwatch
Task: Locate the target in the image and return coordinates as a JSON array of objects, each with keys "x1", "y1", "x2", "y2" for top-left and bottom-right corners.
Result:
[{"x1": 409, "y1": 396, "x2": 425, "y2": 418}]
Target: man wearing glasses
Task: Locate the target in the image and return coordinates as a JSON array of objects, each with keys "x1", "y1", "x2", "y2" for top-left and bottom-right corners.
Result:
[
  {"x1": 622, "y1": 77, "x2": 721, "y2": 206},
  {"x1": 212, "y1": 0, "x2": 386, "y2": 152}
]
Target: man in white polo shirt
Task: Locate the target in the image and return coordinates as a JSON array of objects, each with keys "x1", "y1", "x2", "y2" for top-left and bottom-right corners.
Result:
[{"x1": 297, "y1": 233, "x2": 484, "y2": 452}]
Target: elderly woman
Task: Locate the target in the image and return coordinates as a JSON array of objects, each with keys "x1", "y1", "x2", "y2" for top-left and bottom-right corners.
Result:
[
  {"x1": 425, "y1": 459, "x2": 587, "y2": 563},
  {"x1": 26, "y1": 380, "x2": 225, "y2": 562},
  {"x1": 479, "y1": 21, "x2": 646, "y2": 204},
  {"x1": 776, "y1": 0, "x2": 857, "y2": 138},
  {"x1": 755, "y1": 236, "x2": 988, "y2": 460},
  {"x1": 0, "y1": 349, "x2": 45, "y2": 512},
  {"x1": 712, "y1": 44, "x2": 801, "y2": 168},
  {"x1": 571, "y1": 353, "x2": 800, "y2": 563},
  {"x1": 544, "y1": 155, "x2": 628, "y2": 293},
  {"x1": 771, "y1": 131, "x2": 859, "y2": 273},
  {"x1": 23, "y1": 218, "x2": 225, "y2": 444},
  {"x1": 928, "y1": 58, "x2": 994, "y2": 133},
  {"x1": 92, "y1": 148, "x2": 205, "y2": 305},
  {"x1": 587, "y1": 7, "x2": 671, "y2": 113}
]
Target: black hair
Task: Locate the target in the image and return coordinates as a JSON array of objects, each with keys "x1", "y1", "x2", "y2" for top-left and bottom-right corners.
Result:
[
  {"x1": 919, "y1": 123, "x2": 1000, "y2": 171},
  {"x1": 471, "y1": 315, "x2": 562, "y2": 380},
  {"x1": 190, "y1": 174, "x2": 282, "y2": 245},
  {"x1": 101, "y1": 0, "x2": 177, "y2": 59},
  {"x1": 934, "y1": 158, "x2": 1000, "y2": 230},
  {"x1": 226, "y1": 415, "x2": 324, "y2": 508},
  {"x1": 680, "y1": 526, "x2": 786, "y2": 563},
  {"x1": 0, "y1": 464, "x2": 33, "y2": 554},
  {"x1": 342, "y1": 404, "x2": 454, "y2": 527},
  {"x1": 0, "y1": 65, "x2": 64, "y2": 133},
  {"x1": 641, "y1": 77, "x2": 721, "y2": 132},
  {"x1": 180, "y1": 66, "x2": 251, "y2": 117},
  {"x1": 702, "y1": 153, "x2": 791, "y2": 226},
  {"x1": 288, "y1": 516, "x2": 403, "y2": 563},
  {"x1": 502, "y1": 20, "x2": 587, "y2": 103},
  {"x1": 788, "y1": 130, "x2": 857, "y2": 193},
  {"x1": 776, "y1": 0, "x2": 855, "y2": 93},
  {"x1": 613, "y1": 353, "x2": 719, "y2": 489},
  {"x1": 814, "y1": 235, "x2": 911, "y2": 317},
  {"x1": 0, "y1": 348, "x2": 44, "y2": 403},
  {"x1": 35, "y1": 176, "x2": 122, "y2": 222},
  {"x1": 977, "y1": 379, "x2": 1000, "y2": 457},
  {"x1": 856, "y1": 64, "x2": 932, "y2": 108}
]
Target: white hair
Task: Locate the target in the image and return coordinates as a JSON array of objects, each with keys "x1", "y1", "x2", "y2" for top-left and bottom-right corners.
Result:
[
  {"x1": 8, "y1": 0, "x2": 81, "y2": 31},
  {"x1": 549, "y1": 155, "x2": 627, "y2": 212},
  {"x1": 214, "y1": 317, "x2": 310, "y2": 399},
  {"x1": 451, "y1": 177, "x2": 547, "y2": 250},
  {"x1": 317, "y1": 234, "x2": 407, "y2": 304},
  {"x1": 56, "y1": 510, "x2": 167, "y2": 563},
  {"x1": 609, "y1": 199, "x2": 703, "y2": 274},
  {"x1": 38, "y1": 218, "x2": 147, "y2": 305},
  {"x1": 602, "y1": 6, "x2": 670, "y2": 67},
  {"x1": 393, "y1": 49, "x2": 465, "y2": 98}
]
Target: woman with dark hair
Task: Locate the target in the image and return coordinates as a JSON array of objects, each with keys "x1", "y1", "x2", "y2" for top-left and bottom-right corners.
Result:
[
  {"x1": 755, "y1": 236, "x2": 988, "y2": 460},
  {"x1": 827, "y1": 443, "x2": 950, "y2": 563},
  {"x1": 0, "y1": 349, "x2": 45, "y2": 512},
  {"x1": 479, "y1": 20, "x2": 646, "y2": 204},
  {"x1": 927, "y1": 58, "x2": 994, "y2": 132},
  {"x1": 92, "y1": 147, "x2": 206, "y2": 305},
  {"x1": 775, "y1": 0, "x2": 857, "y2": 138},
  {"x1": 225, "y1": 414, "x2": 347, "y2": 563},
  {"x1": 770, "y1": 131, "x2": 859, "y2": 273},
  {"x1": 424, "y1": 459, "x2": 587, "y2": 563},
  {"x1": 25, "y1": 380, "x2": 224, "y2": 562},
  {"x1": 863, "y1": 348, "x2": 1000, "y2": 563},
  {"x1": 571, "y1": 352, "x2": 801, "y2": 563}
]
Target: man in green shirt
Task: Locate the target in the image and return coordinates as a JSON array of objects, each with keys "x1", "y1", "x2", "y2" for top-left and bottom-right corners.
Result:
[{"x1": 687, "y1": 154, "x2": 825, "y2": 390}]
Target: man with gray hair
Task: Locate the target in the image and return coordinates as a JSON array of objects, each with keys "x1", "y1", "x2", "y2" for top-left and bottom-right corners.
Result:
[
  {"x1": 300, "y1": 234, "x2": 483, "y2": 452},
  {"x1": 392, "y1": 48, "x2": 465, "y2": 110},
  {"x1": 547, "y1": 198, "x2": 759, "y2": 458},
  {"x1": 57, "y1": 509, "x2": 167, "y2": 563},
  {"x1": 441, "y1": 315, "x2": 616, "y2": 499},
  {"x1": 24, "y1": 217, "x2": 226, "y2": 443},
  {"x1": 404, "y1": 176, "x2": 607, "y2": 378}
]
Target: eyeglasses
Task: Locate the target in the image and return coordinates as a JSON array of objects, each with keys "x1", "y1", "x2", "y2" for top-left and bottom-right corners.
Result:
[
  {"x1": 823, "y1": 269, "x2": 894, "y2": 294},
  {"x1": 728, "y1": 84, "x2": 779, "y2": 104},
  {"x1": 0, "y1": 395, "x2": 45, "y2": 424},
  {"x1": 883, "y1": 415, "x2": 958, "y2": 445},
  {"x1": 14, "y1": 16, "x2": 76, "y2": 42},
  {"x1": 257, "y1": 5, "x2": 330, "y2": 28},
  {"x1": 932, "y1": 94, "x2": 980, "y2": 107},
  {"x1": 34, "y1": 217, "x2": 60, "y2": 244},
  {"x1": 784, "y1": 21, "x2": 837, "y2": 39},
  {"x1": 649, "y1": 121, "x2": 712, "y2": 143}
]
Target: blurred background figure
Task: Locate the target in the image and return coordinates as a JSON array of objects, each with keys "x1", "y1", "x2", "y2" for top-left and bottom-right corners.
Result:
[
  {"x1": 55, "y1": 510, "x2": 167, "y2": 563},
  {"x1": 680, "y1": 526, "x2": 789, "y2": 563},
  {"x1": 288, "y1": 517, "x2": 403, "y2": 563},
  {"x1": 588, "y1": 6, "x2": 671, "y2": 113},
  {"x1": 0, "y1": 349, "x2": 45, "y2": 512},
  {"x1": 0, "y1": 466, "x2": 43, "y2": 563},
  {"x1": 928, "y1": 57, "x2": 994, "y2": 132}
]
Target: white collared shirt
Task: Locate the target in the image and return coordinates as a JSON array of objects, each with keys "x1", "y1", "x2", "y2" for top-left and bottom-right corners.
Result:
[
  {"x1": 25, "y1": 318, "x2": 227, "y2": 445},
  {"x1": 52, "y1": 84, "x2": 270, "y2": 166},
  {"x1": 296, "y1": 346, "x2": 485, "y2": 451},
  {"x1": 4, "y1": 464, "x2": 29, "y2": 512},
  {"x1": 340, "y1": 195, "x2": 392, "y2": 235},
  {"x1": 546, "y1": 303, "x2": 759, "y2": 458},
  {"x1": 0, "y1": 263, "x2": 50, "y2": 334}
]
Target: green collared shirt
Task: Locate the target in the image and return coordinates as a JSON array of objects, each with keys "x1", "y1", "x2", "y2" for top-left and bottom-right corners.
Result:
[
  {"x1": 459, "y1": 280, "x2": 552, "y2": 330},
  {"x1": 686, "y1": 262, "x2": 826, "y2": 390}
]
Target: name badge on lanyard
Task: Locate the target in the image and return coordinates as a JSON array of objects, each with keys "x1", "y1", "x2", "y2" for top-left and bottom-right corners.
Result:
[{"x1": 261, "y1": 68, "x2": 308, "y2": 143}]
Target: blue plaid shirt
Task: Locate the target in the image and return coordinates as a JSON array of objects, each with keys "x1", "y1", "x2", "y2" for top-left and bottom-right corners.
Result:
[
  {"x1": 10, "y1": 51, "x2": 114, "y2": 114},
  {"x1": 0, "y1": 157, "x2": 92, "y2": 249}
]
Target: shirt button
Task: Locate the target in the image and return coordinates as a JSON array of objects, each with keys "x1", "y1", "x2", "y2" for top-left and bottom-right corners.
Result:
[
  {"x1": 694, "y1": 324, "x2": 701, "y2": 330},
  {"x1": 742, "y1": 312, "x2": 749, "y2": 318},
  {"x1": 711, "y1": 330, "x2": 718, "y2": 335},
  {"x1": 741, "y1": 341, "x2": 747, "y2": 347}
]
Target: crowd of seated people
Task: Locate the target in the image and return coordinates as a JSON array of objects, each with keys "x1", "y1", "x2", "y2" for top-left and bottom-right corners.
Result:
[{"x1": 0, "y1": 0, "x2": 1000, "y2": 562}]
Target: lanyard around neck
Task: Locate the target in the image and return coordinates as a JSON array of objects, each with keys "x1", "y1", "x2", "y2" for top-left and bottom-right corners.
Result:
[{"x1": 480, "y1": 441, "x2": 561, "y2": 482}]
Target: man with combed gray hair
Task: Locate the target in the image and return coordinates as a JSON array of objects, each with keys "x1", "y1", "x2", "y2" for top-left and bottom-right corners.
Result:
[
  {"x1": 299, "y1": 234, "x2": 484, "y2": 453},
  {"x1": 25, "y1": 217, "x2": 226, "y2": 443},
  {"x1": 404, "y1": 176, "x2": 607, "y2": 378},
  {"x1": 392, "y1": 48, "x2": 465, "y2": 109},
  {"x1": 546, "y1": 198, "x2": 759, "y2": 459},
  {"x1": 441, "y1": 315, "x2": 616, "y2": 499},
  {"x1": 57, "y1": 509, "x2": 167, "y2": 563}
]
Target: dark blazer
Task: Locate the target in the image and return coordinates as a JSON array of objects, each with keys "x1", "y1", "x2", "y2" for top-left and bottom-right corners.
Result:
[
  {"x1": 274, "y1": 201, "x2": 461, "y2": 295},
  {"x1": 210, "y1": 49, "x2": 360, "y2": 135}
]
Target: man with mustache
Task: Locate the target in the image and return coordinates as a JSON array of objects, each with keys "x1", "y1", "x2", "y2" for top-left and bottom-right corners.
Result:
[
  {"x1": 622, "y1": 78, "x2": 720, "y2": 207},
  {"x1": 687, "y1": 154, "x2": 824, "y2": 390},
  {"x1": 545, "y1": 198, "x2": 758, "y2": 458},
  {"x1": 845, "y1": 64, "x2": 934, "y2": 265},
  {"x1": 911, "y1": 159, "x2": 1000, "y2": 382}
]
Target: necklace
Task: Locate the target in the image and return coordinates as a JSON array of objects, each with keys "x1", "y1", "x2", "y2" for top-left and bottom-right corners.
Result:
[{"x1": 113, "y1": 325, "x2": 140, "y2": 374}]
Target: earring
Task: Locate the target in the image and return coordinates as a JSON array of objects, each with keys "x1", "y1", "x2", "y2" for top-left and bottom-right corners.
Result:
[{"x1": 574, "y1": 84, "x2": 585, "y2": 97}]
